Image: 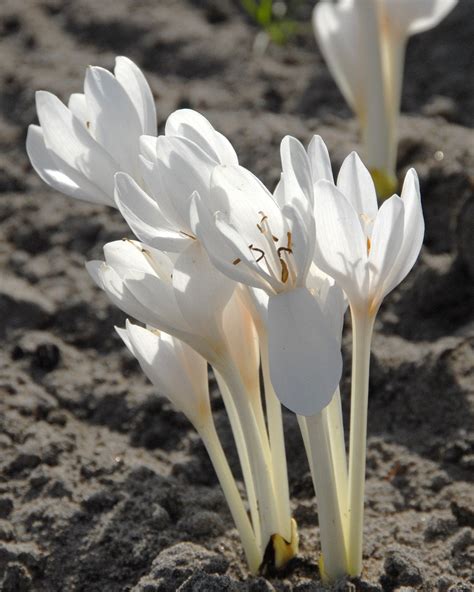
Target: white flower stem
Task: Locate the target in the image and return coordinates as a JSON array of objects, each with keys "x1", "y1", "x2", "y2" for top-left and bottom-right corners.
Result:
[
  {"x1": 325, "y1": 388, "x2": 349, "y2": 541},
  {"x1": 260, "y1": 332, "x2": 292, "y2": 542},
  {"x1": 199, "y1": 419, "x2": 262, "y2": 573},
  {"x1": 306, "y1": 412, "x2": 348, "y2": 580},
  {"x1": 358, "y1": 0, "x2": 392, "y2": 176},
  {"x1": 214, "y1": 370, "x2": 262, "y2": 546},
  {"x1": 297, "y1": 415, "x2": 314, "y2": 480},
  {"x1": 249, "y1": 382, "x2": 272, "y2": 462},
  {"x1": 217, "y1": 358, "x2": 280, "y2": 549},
  {"x1": 382, "y1": 32, "x2": 406, "y2": 177},
  {"x1": 299, "y1": 392, "x2": 349, "y2": 546},
  {"x1": 347, "y1": 310, "x2": 375, "y2": 576}
]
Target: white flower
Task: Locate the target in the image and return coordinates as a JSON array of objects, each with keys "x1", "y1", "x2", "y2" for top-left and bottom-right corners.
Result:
[
  {"x1": 313, "y1": 0, "x2": 458, "y2": 194},
  {"x1": 117, "y1": 320, "x2": 210, "y2": 429},
  {"x1": 114, "y1": 109, "x2": 238, "y2": 252},
  {"x1": 116, "y1": 320, "x2": 261, "y2": 572},
  {"x1": 312, "y1": 151, "x2": 424, "y2": 577},
  {"x1": 313, "y1": 152, "x2": 424, "y2": 317},
  {"x1": 26, "y1": 57, "x2": 156, "y2": 206},
  {"x1": 193, "y1": 136, "x2": 342, "y2": 416},
  {"x1": 86, "y1": 238, "x2": 235, "y2": 364}
]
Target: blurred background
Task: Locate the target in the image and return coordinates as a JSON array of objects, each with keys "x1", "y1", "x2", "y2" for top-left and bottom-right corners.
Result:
[{"x1": 0, "y1": 1, "x2": 472, "y2": 590}]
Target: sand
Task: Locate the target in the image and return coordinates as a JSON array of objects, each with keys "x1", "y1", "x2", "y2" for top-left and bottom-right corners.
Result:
[{"x1": 0, "y1": 0, "x2": 473, "y2": 590}]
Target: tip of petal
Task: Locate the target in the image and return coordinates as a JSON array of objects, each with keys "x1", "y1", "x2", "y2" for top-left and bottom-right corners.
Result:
[{"x1": 85, "y1": 260, "x2": 105, "y2": 289}]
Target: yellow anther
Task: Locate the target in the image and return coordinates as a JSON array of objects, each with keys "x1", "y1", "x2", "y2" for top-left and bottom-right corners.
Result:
[{"x1": 280, "y1": 259, "x2": 289, "y2": 283}]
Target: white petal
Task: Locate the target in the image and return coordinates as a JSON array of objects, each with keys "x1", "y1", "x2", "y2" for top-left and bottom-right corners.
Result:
[
  {"x1": 124, "y1": 321, "x2": 210, "y2": 424},
  {"x1": 115, "y1": 325, "x2": 132, "y2": 352},
  {"x1": 140, "y1": 135, "x2": 159, "y2": 161},
  {"x1": 35, "y1": 91, "x2": 117, "y2": 199},
  {"x1": 368, "y1": 195, "x2": 404, "y2": 307},
  {"x1": 67, "y1": 93, "x2": 88, "y2": 125},
  {"x1": 114, "y1": 172, "x2": 187, "y2": 251},
  {"x1": 281, "y1": 204, "x2": 315, "y2": 287},
  {"x1": 26, "y1": 125, "x2": 110, "y2": 205},
  {"x1": 210, "y1": 165, "x2": 285, "y2": 250},
  {"x1": 280, "y1": 135, "x2": 314, "y2": 208},
  {"x1": 191, "y1": 194, "x2": 274, "y2": 293},
  {"x1": 103, "y1": 240, "x2": 190, "y2": 334},
  {"x1": 85, "y1": 260, "x2": 105, "y2": 289},
  {"x1": 84, "y1": 66, "x2": 142, "y2": 176},
  {"x1": 154, "y1": 135, "x2": 217, "y2": 229},
  {"x1": 114, "y1": 56, "x2": 157, "y2": 136},
  {"x1": 87, "y1": 261, "x2": 164, "y2": 327},
  {"x1": 313, "y1": 180, "x2": 368, "y2": 307},
  {"x1": 382, "y1": 0, "x2": 458, "y2": 36},
  {"x1": 138, "y1": 156, "x2": 182, "y2": 227},
  {"x1": 222, "y1": 292, "x2": 260, "y2": 394},
  {"x1": 308, "y1": 135, "x2": 334, "y2": 184},
  {"x1": 384, "y1": 169, "x2": 424, "y2": 292},
  {"x1": 172, "y1": 240, "x2": 235, "y2": 341},
  {"x1": 267, "y1": 288, "x2": 342, "y2": 416},
  {"x1": 319, "y1": 282, "x2": 347, "y2": 345},
  {"x1": 337, "y1": 152, "x2": 378, "y2": 235},
  {"x1": 241, "y1": 285, "x2": 269, "y2": 328},
  {"x1": 165, "y1": 108, "x2": 238, "y2": 165},
  {"x1": 312, "y1": 0, "x2": 360, "y2": 111},
  {"x1": 272, "y1": 175, "x2": 285, "y2": 208}
]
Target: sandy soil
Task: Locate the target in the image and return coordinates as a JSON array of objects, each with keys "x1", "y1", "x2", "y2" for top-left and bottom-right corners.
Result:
[{"x1": 0, "y1": 0, "x2": 473, "y2": 590}]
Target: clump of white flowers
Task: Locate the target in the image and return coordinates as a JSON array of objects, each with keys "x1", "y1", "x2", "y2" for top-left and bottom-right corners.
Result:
[
  {"x1": 313, "y1": 0, "x2": 457, "y2": 198},
  {"x1": 27, "y1": 56, "x2": 424, "y2": 582}
]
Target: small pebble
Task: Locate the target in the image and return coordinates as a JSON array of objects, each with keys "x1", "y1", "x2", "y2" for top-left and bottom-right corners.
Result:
[{"x1": 33, "y1": 343, "x2": 60, "y2": 371}]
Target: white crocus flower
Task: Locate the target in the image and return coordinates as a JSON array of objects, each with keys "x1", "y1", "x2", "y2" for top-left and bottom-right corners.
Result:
[
  {"x1": 87, "y1": 239, "x2": 287, "y2": 567},
  {"x1": 114, "y1": 109, "x2": 238, "y2": 252},
  {"x1": 193, "y1": 136, "x2": 343, "y2": 419},
  {"x1": 313, "y1": 152, "x2": 424, "y2": 576},
  {"x1": 313, "y1": 0, "x2": 458, "y2": 197},
  {"x1": 87, "y1": 239, "x2": 235, "y2": 364},
  {"x1": 26, "y1": 57, "x2": 156, "y2": 206},
  {"x1": 116, "y1": 321, "x2": 260, "y2": 573}
]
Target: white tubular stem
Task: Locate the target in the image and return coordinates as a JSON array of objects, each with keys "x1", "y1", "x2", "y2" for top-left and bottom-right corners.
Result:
[
  {"x1": 347, "y1": 310, "x2": 375, "y2": 576},
  {"x1": 261, "y1": 333, "x2": 292, "y2": 541},
  {"x1": 382, "y1": 33, "x2": 406, "y2": 177},
  {"x1": 306, "y1": 412, "x2": 348, "y2": 581},
  {"x1": 297, "y1": 415, "x2": 315, "y2": 484},
  {"x1": 249, "y1": 382, "x2": 272, "y2": 462},
  {"x1": 358, "y1": 0, "x2": 392, "y2": 176},
  {"x1": 325, "y1": 388, "x2": 349, "y2": 541},
  {"x1": 214, "y1": 370, "x2": 262, "y2": 546},
  {"x1": 218, "y1": 358, "x2": 280, "y2": 548},
  {"x1": 199, "y1": 419, "x2": 262, "y2": 574}
]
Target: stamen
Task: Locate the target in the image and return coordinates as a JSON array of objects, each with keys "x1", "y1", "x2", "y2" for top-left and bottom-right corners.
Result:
[
  {"x1": 249, "y1": 244, "x2": 265, "y2": 263},
  {"x1": 367, "y1": 237, "x2": 371, "y2": 254},
  {"x1": 287, "y1": 232, "x2": 292, "y2": 250},
  {"x1": 277, "y1": 246, "x2": 293, "y2": 257},
  {"x1": 180, "y1": 230, "x2": 196, "y2": 240},
  {"x1": 280, "y1": 259, "x2": 289, "y2": 283},
  {"x1": 233, "y1": 258, "x2": 241, "y2": 265}
]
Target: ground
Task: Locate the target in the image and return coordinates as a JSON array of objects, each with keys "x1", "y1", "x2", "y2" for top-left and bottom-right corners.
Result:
[{"x1": 0, "y1": 0, "x2": 473, "y2": 591}]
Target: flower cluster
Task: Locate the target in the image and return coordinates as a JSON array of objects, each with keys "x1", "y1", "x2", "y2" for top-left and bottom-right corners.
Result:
[{"x1": 27, "y1": 57, "x2": 424, "y2": 581}]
